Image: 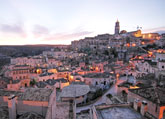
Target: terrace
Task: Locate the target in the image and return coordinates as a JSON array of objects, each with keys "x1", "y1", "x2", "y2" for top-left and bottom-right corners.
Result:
[
  {"x1": 18, "y1": 88, "x2": 52, "y2": 101},
  {"x1": 96, "y1": 106, "x2": 144, "y2": 119}
]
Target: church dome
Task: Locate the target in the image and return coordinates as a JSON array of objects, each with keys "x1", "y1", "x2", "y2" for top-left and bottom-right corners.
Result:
[{"x1": 120, "y1": 30, "x2": 127, "y2": 34}]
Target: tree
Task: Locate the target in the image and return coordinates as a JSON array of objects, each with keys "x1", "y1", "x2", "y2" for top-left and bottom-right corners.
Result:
[
  {"x1": 106, "y1": 94, "x2": 112, "y2": 99},
  {"x1": 30, "y1": 79, "x2": 36, "y2": 86},
  {"x1": 111, "y1": 48, "x2": 118, "y2": 58},
  {"x1": 103, "y1": 50, "x2": 109, "y2": 56}
]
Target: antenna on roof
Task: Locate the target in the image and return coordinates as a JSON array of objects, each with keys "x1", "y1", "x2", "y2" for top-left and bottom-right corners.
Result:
[{"x1": 137, "y1": 26, "x2": 142, "y2": 30}]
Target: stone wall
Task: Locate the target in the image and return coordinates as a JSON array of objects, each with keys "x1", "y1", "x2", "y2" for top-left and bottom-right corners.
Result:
[
  {"x1": 128, "y1": 91, "x2": 160, "y2": 118},
  {"x1": 0, "y1": 96, "x2": 8, "y2": 106},
  {"x1": 17, "y1": 100, "x2": 48, "y2": 117},
  {"x1": 45, "y1": 88, "x2": 56, "y2": 119},
  {"x1": 55, "y1": 102, "x2": 71, "y2": 119},
  {"x1": 96, "y1": 103, "x2": 131, "y2": 110}
]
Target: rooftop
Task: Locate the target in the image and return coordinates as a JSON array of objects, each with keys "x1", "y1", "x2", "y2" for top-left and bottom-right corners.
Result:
[
  {"x1": 144, "y1": 60, "x2": 157, "y2": 66},
  {"x1": 39, "y1": 72, "x2": 54, "y2": 77},
  {"x1": 18, "y1": 88, "x2": 52, "y2": 101},
  {"x1": 61, "y1": 84, "x2": 90, "y2": 98},
  {"x1": 76, "y1": 110, "x2": 91, "y2": 119},
  {"x1": 129, "y1": 87, "x2": 165, "y2": 106},
  {"x1": 18, "y1": 112, "x2": 44, "y2": 119},
  {"x1": 96, "y1": 106, "x2": 143, "y2": 119},
  {"x1": 0, "y1": 106, "x2": 8, "y2": 119},
  {"x1": 83, "y1": 72, "x2": 110, "y2": 78},
  {"x1": 14, "y1": 65, "x2": 29, "y2": 67},
  {"x1": 36, "y1": 78, "x2": 68, "y2": 88},
  {"x1": 0, "y1": 89, "x2": 22, "y2": 96},
  {"x1": 13, "y1": 68, "x2": 29, "y2": 71},
  {"x1": 0, "y1": 77, "x2": 12, "y2": 84}
]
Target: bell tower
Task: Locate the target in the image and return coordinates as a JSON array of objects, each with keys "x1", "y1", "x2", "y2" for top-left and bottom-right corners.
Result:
[{"x1": 115, "y1": 20, "x2": 120, "y2": 34}]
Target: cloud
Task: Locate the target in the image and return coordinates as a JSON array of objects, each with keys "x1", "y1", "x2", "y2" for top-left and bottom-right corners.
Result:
[
  {"x1": 0, "y1": 24, "x2": 23, "y2": 33},
  {"x1": 0, "y1": 23, "x2": 26, "y2": 37},
  {"x1": 31, "y1": 25, "x2": 93, "y2": 44},
  {"x1": 44, "y1": 31, "x2": 92, "y2": 41},
  {"x1": 33, "y1": 25, "x2": 49, "y2": 38},
  {"x1": 143, "y1": 27, "x2": 165, "y2": 34}
]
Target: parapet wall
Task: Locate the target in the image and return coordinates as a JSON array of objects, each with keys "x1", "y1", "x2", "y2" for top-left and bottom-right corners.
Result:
[
  {"x1": 95, "y1": 103, "x2": 131, "y2": 110},
  {"x1": 45, "y1": 88, "x2": 56, "y2": 119},
  {"x1": 17, "y1": 100, "x2": 48, "y2": 116},
  {"x1": 128, "y1": 91, "x2": 160, "y2": 118}
]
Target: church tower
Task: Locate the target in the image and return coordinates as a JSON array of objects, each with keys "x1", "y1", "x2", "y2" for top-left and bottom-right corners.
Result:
[{"x1": 115, "y1": 20, "x2": 120, "y2": 34}]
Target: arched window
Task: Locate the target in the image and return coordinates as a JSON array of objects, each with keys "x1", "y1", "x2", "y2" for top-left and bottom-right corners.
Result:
[{"x1": 25, "y1": 83, "x2": 27, "y2": 87}]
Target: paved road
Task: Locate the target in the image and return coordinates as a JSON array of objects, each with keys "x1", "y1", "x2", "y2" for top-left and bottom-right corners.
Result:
[{"x1": 76, "y1": 76, "x2": 127, "y2": 113}]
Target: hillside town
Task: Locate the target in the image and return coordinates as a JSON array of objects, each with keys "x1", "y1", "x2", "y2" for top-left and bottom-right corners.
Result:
[{"x1": 0, "y1": 21, "x2": 165, "y2": 119}]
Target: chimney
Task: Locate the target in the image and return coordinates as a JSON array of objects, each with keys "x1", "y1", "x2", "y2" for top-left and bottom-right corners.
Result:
[
  {"x1": 133, "y1": 98, "x2": 140, "y2": 111},
  {"x1": 140, "y1": 101, "x2": 148, "y2": 116},
  {"x1": 8, "y1": 95, "x2": 17, "y2": 119}
]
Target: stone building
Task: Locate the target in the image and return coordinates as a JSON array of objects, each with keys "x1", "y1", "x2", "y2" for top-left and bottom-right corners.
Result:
[
  {"x1": 82, "y1": 72, "x2": 115, "y2": 89},
  {"x1": 142, "y1": 33, "x2": 160, "y2": 40},
  {"x1": 128, "y1": 87, "x2": 165, "y2": 119},
  {"x1": 0, "y1": 88, "x2": 76, "y2": 119}
]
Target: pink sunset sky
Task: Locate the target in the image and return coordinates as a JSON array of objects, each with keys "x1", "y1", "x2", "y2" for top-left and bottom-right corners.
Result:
[{"x1": 0, "y1": 0, "x2": 165, "y2": 45}]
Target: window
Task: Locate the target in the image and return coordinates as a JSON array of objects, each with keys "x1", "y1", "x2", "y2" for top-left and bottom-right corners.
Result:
[
  {"x1": 104, "y1": 81, "x2": 106, "y2": 85},
  {"x1": 146, "y1": 69, "x2": 148, "y2": 72},
  {"x1": 162, "y1": 66, "x2": 164, "y2": 69}
]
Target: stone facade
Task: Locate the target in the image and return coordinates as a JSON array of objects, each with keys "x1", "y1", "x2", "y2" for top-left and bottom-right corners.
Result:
[{"x1": 128, "y1": 88, "x2": 165, "y2": 119}]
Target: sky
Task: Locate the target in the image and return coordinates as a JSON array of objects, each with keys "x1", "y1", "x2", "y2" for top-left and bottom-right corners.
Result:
[{"x1": 0, "y1": 0, "x2": 165, "y2": 45}]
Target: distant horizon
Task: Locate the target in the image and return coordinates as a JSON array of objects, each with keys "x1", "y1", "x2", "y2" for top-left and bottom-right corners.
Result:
[
  {"x1": 0, "y1": 28, "x2": 165, "y2": 46},
  {"x1": 0, "y1": 44, "x2": 69, "y2": 46},
  {"x1": 0, "y1": 28, "x2": 164, "y2": 46},
  {"x1": 0, "y1": 0, "x2": 164, "y2": 45}
]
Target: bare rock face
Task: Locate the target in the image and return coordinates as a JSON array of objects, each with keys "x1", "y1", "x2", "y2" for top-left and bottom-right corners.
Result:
[
  {"x1": 0, "y1": 106, "x2": 9, "y2": 119},
  {"x1": 18, "y1": 112, "x2": 44, "y2": 119}
]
